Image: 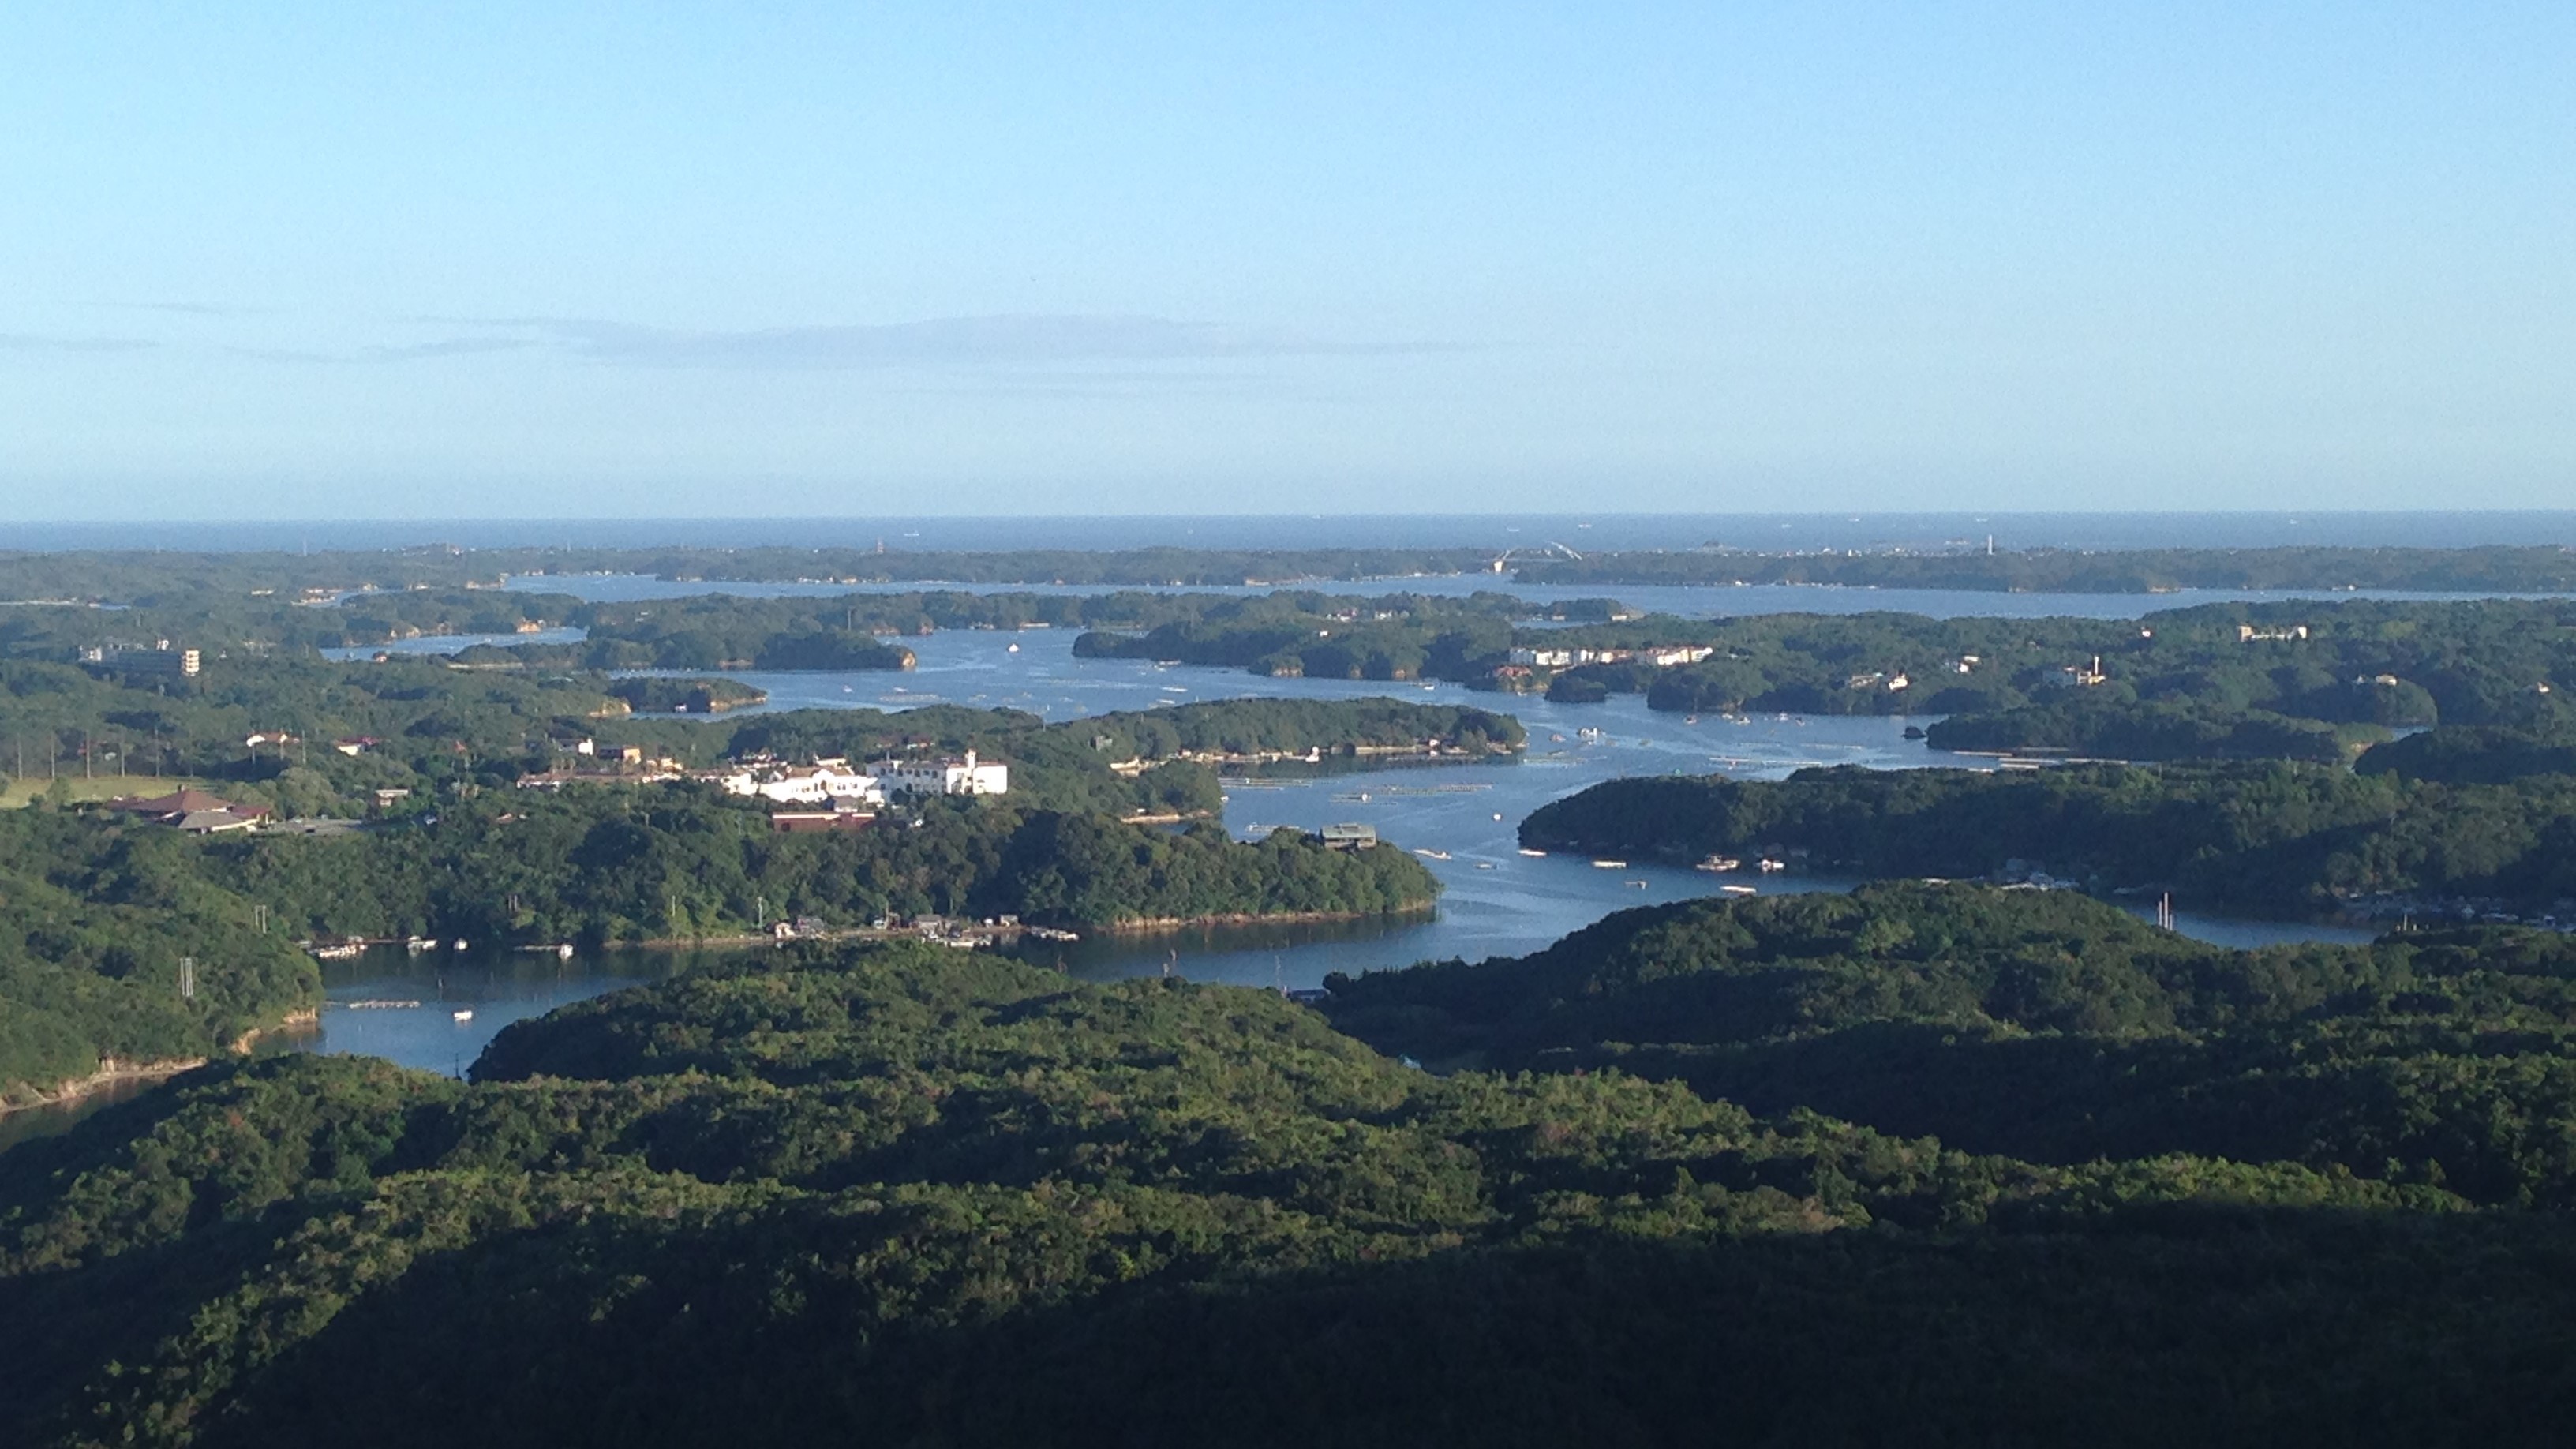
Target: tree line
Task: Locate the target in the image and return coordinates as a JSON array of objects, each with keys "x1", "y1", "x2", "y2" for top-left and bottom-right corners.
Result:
[
  {"x1": 1518, "y1": 762, "x2": 2576, "y2": 916},
  {"x1": 6, "y1": 938, "x2": 2568, "y2": 1443}
]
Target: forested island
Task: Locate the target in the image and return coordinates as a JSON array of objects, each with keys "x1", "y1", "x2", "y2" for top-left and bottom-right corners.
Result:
[
  {"x1": 1520, "y1": 763, "x2": 2576, "y2": 919},
  {"x1": 215, "y1": 787, "x2": 1442, "y2": 945},
  {"x1": 3, "y1": 930, "x2": 2573, "y2": 1443},
  {"x1": 1325, "y1": 883, "x2": 2576, "y2": 1206}
]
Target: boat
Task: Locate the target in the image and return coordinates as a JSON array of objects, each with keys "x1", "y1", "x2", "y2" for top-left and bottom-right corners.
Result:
[
  {"x1": 1755, "y1": 859, "x2": 1786, "y2": 873},
  {"x1": 1492, "y1": 812, "x2": 1503, "y2": 821},
  {"x1": 1694, "y1": 856, "x2": 1742, "y2": 872},
  {"x1": 1719, "y1": 885, "x2": 1759, "y2": 896},
  {"x1": 1624, "y1": 879, "x2": 1648, "y2": 889},
  {"x1": 1685, "y1": 715, "x2": 1699, "y2": 724},
  {"x1": 1412, "y1": 848, "x2": 1451, "y2": 860},
  {"x1": 404, "y1": 935, "x2": 434, "y2": 953},
  {"x1": 309, "y1": 942, "x2": 365, "y2": 960},
  {"x1": 1518, "y1": 848, "x2": 1547, "y2": 857},
  {"x1": 451, "y1": 1009, "x2": 474, "y2": 1023},
  {"x1": 1007, "y1": 642, "x2": 1020, "y2": 653},
  {"x1": 451, "y1": 938, "x2": 469, "y2": 951},
  {"x1": 1475, "y1": 861, "x2": 1495, "y2": 870},
  {"x1": 556, "y1": 942, "x2": 575, "y2": 960},
  {"x1": 1591, "y1": 859, "x2": 1627, "y2": 869}
]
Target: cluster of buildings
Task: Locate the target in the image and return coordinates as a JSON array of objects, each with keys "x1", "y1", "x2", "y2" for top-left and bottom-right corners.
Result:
[
  {"x1": 1504, "y1": 644, "x2": 1715, "y2": 670},
  {"x1": 713, "y1": 751, "x2": 1009, "y2": 807},
  {"x1": 714, "y1": 751, "x2": 1011, "y2": 833},
  {"x1": 511, "y1": 743, "x2": 1011, "y2": 830}
]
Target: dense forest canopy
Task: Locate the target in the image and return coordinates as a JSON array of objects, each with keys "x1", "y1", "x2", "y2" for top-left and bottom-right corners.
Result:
[
  {"x1": 2356, "y1": 719, "x2": 2576, "y2": 786},
  {"x1": 1518, "y1": 763, "x2": 2576, "y2": 916},
  {"x1": 0, "y1": 807, "x2": 316, "y2": 1105},
  {"x1": 209, "y1": 788, "x2": 1442, "y2": 944},
  {"x1": 6, "y1": 942, "x2": 2567, "y2": 1445},
  {"x1": 1326, "y1": 884, "x2": 2576, "y2": 1209}
]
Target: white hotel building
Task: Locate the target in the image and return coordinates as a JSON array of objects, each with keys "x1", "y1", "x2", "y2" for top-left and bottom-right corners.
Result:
[{"x1": 877, "y1": 751, "x2": 1010, "y2": 797}]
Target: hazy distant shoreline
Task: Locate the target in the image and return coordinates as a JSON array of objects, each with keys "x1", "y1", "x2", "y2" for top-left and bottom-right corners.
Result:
[{"x1": 7, "y1": 511, "x2": 2576, "y2": 556}]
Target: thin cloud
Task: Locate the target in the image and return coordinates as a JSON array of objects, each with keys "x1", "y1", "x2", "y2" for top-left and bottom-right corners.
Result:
[
  {"x1": 114, "y1": 301, "x2": 273, "y2": 316},
  {"x1": 458, "y1": 313, "x2": 1452, "y2": 369},
  {"x1": 0, "y1": 333, "x2": 155, "y2": 354},
  {"x1": 364, "y1": 336, "x2": 539, "y2": 361},
  {"x1": 230, "y1": 336, "x2": 538, "y2": 364}
]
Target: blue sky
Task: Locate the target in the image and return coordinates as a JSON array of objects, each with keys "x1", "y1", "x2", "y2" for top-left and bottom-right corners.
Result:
[{"x1": 2, "y1": 2, "x2": 2570, "y2": 519}]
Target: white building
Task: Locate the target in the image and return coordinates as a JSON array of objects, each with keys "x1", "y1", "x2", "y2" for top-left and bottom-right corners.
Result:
[
  {"x1": 878, "y1": 750, "x2": 1010, "y2": 797},
  {"x1": 717, "y1": 761, "x2": 887, "y2": 807},
  {"x1": 1639, "y1": 646, "x2": 1714, "y2": 668}
]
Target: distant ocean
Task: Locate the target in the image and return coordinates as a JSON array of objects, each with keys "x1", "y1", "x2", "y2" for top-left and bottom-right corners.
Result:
[{"x1": 3, "y1": 513, "x2": 2574, "y2": 554}]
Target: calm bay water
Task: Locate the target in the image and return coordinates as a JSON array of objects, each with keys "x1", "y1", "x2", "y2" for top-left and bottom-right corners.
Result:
[
  {"x1": 281, "y1": 624, "x2": 2384, "y2": 1078},
  {"x1": 0, "y1": 567, "x2": 2415, "y2": 1151}
]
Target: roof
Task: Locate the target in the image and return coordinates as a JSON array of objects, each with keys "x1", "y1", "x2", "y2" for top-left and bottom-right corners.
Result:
[
  {"x1": 174, "y1": 809, "x2": 262, "y2": 833},
  {"x1": 107, "y1": 788, "x2": 267, "y2": 818}
]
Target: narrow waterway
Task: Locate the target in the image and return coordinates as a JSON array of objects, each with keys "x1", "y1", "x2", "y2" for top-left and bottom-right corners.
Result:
[{"x1": 0, "y1": 586, "x2": 2423, "y2": 1155}]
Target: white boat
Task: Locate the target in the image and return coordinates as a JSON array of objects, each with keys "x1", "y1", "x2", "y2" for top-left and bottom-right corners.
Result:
[
  {"x1": 1755, "y1": 859, "x2": 1786, "y2": 873},
  {"x1": 1007, "y1": 642, "x2": 1020, "y2": 653},
  {"x1": 1518, "y1": 848, "x2": 1547, "y2": 857},
  {"x1": 1412, "y1": 848, "x2": 1451, "y2": 860},
  {"x1": 1624, "y1": 879, "x2": 1648, "y2": 889},
  {"x1": 451, "y1": 1009, "x2": 474, "y2": 1023},
  {"x1": 1694, "y1": 856, "x2": 1742, "y2": 873},
  {"x1": 556, "y1": 942, "x2": 575, "y2": 960},
  {"x1": 451, "y1": 938, "x2": 469, "y2": 951},
  {"x1": 1591, "y1": 859, "x2": 1627, "y2": 869},
  {"x1": 1719, "y1": 885, "x2": 1759, "y2": 896}
]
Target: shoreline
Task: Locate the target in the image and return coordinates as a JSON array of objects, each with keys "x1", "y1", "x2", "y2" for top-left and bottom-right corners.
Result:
[
  {"x1": 1090, "y1": 904, "x2": 1439, "y2": 934},
  {"x1": 614, "y1": 903, "x2": 1440, "y2": 952},
  {"x1": 1, "y1": 1055, "x2": 209, "y2": 1118},
  {"x1": 234, "y1": 1007, "x2": 323, "y2": 1054},
  {"x1": 2, "y1": 1002, "x2": 328, "y2": 1120}
]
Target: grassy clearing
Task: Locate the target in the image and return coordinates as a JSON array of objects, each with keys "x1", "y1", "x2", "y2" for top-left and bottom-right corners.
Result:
[{"x1": 0, "y1": 776, "x2": 225, "y2": 809}]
